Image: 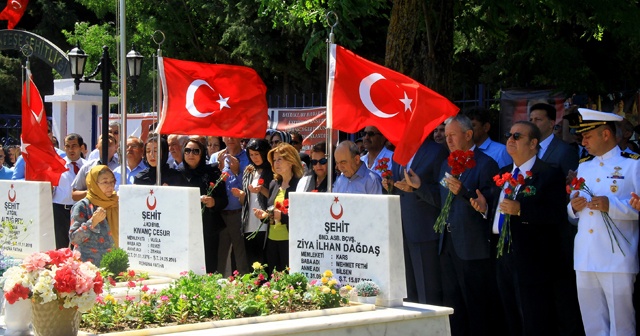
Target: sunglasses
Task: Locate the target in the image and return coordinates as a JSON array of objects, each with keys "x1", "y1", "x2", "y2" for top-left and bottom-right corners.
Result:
[
  {"x1": 184, "y1": 148, "x2": 201, "y2": 155},
  {"x1": 310, "y1": 158, "x2": 328, "y2": 166},
  {"x1": 504, "y1": 132, "x2": 526, "y2": 141},
  {"x1": 290, "y1": 140, "x2": 301, "y2": 146},
  {"x1": 364, "y1": 131, "x2": 381, "y2": 137},
  {"x1": 270, "y1": 140, "x2": 281, "y2": 146}
]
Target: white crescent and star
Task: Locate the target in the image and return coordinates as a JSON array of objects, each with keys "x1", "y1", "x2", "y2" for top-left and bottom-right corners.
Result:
[
  {"x1": 11, "y1": 0, "x2": 22, "y2": 10},
  {"x1": 358, "y1": 73, "x2": 413, "y2": 118},
  {"x1": 185, "y1": 79, "x2": 231, "y2": 118}
]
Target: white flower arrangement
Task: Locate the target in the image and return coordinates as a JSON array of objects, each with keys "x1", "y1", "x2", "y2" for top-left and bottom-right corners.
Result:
[{"x1": 2, "y1": 248, "x2": 104, "y2": 312}]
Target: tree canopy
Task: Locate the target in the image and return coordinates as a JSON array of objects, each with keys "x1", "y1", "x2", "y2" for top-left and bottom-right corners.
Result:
[{"x1": 1, "y1": 0, "x2": 640, "y2": 114}]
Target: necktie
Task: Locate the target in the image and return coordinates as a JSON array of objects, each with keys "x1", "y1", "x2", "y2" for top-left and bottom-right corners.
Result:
[
  {"x1": 71, "y1": 162, "x2": 79, "y2": 175},
  {"x1": 498, "y1": 167, "x2": 520, "y2": 234}
]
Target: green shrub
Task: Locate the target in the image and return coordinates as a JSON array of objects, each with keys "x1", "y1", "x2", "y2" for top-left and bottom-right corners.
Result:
[{"x1": 99, "y1": 248, "x2": 129, "y2": 276}]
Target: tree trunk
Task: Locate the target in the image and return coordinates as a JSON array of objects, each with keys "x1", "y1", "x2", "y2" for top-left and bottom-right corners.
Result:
[{"x1": 385, "y1": 0, "x2": 454, "y2": 99}]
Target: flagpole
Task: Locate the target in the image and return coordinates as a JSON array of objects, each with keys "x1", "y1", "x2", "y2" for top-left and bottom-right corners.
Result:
[
  {"x1": 325, "y1": 12, "x2": 338, "y2": 192},
  {"x1": 119, "y1": 0, "x2": 128, "y2": 187},
  {"x1": 21, "y1": 44, "x2": 33, "y2": 180},
  {"x1": 153, "y1": 31, "x2": 165, "y2": 186}
]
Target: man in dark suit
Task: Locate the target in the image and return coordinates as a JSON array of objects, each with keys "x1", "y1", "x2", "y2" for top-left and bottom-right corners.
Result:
[
  {"x1": 402, "y1": 115, "x2": 503, "y2": 335},
  {"x1": 530, "y1": 103, "x2": 583, "y2": 336},
  {"x1": 474, "y1": 121, "x2": 565, "y2": 336},
  {"x1": 436, "y1": 115, "x2": 500, "y2": 336},
  {"x1": 383, "y1": 138, "x2": 448, "y2": 305}
]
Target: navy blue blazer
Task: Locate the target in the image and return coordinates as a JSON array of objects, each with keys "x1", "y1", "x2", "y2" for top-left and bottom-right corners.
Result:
[
  {"x1": 393, "y1": 140, "x2": 449, "y2": 243},
  {"x1": 541, "y1": 135, "x2": 578, "y2": 177},
  {"x1": 437, "y1": 148, "x2": 499, "y2": 260}
]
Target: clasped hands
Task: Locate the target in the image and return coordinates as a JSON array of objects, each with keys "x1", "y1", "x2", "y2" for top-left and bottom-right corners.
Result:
[
  {"x1": 570, "y1": 192, "x2": 609, "y2": 213},
  {"x1": 252, "y1": 208, "x2": 282, "y2": 222}
]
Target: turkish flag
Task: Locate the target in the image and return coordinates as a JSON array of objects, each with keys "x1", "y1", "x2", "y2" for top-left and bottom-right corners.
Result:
[
  {"x1": 21, "y1": 70, "x2": 67, "y2": 186},
  {"x1": 157, "y1": 57, "x2": 268, "y2": 138},
  {"x1": 0, "y1": 0, "x2": 28, "y2": 29},
  {"x1": 329, "y1": 44, "x2": 459, "y2": 165}
]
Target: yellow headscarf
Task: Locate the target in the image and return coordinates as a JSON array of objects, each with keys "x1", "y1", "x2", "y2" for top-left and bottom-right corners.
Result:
[{"x1": 86, "y1": 165, "x2": 120, "y2": 247}]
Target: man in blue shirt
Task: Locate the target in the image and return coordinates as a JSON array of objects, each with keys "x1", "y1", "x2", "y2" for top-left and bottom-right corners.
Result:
[
  {"x1": 210, "y1": 137, "x2": 249, "y2": 275},
  {"x1": 465, "y1": 107, "x2": 512, "y2": 169},
  {"x1": 333, "y1": 141, "x2": 382, "y2": 194},
  {"x1": 113, "y1": 136, "x2": 147, "y2": 190}
]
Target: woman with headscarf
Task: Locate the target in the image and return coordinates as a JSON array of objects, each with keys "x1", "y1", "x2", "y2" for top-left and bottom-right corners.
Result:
[
  {"x1": 178, "y1": 139, "x2": 229, "y2": 273},
  {"x1": 69, "y1": 165, "x2": 118, "y2": 265},
  {"x1": 230, "y1": 138, "x2": 273, "y2": 264},
  {"x1": 253, "y1": 143, "x2": 303, "y2": 274},
  {"x1": 134, "y1": 135, "x2": 185, "y2": 186}
]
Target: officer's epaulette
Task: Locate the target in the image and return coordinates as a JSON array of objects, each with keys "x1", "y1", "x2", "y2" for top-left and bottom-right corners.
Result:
[
  {"x1": 579, "y1": 155, "x2": 595, "y2": 163},
  {"x1": 621, "y1": 152, "x2": 640, "y2": 160}
]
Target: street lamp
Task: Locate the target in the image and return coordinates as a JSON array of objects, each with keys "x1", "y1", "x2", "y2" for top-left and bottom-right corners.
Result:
[
  {"x1": 67, "y1": 44, "x2": 143, "y2": 165},
  {"x1": 126, "y1": 45, "x2": 143, "y2": 89}
]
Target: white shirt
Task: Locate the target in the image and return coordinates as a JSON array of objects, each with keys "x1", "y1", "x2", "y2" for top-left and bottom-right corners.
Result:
[
  {"x1": 492, "y1": 155, "x2": 536, "y2": 234},
  {"x1": 361, "y1": 147, "x2": 394, "y2": 177},
  {"x1": 53, "y1": 157, "x2": 86, "y2": 205},
  {"x1": 245, "y1": 171, "x2": 266, "y2": 233}
]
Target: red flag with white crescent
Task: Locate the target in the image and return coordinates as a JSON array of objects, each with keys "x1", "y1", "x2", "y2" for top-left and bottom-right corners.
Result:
[
  {"x1": 328, "y1": 44, "x2": 459, "y2": 166},
  {"x1": 21, "y1": 70, "x2": 67, "y2": 186},
  {"x1": 0, "y1": 0, "x2": 29, "y2": 29},
  {"x1": 157, "y1": 57, "x2": 268, "y2": 138}
]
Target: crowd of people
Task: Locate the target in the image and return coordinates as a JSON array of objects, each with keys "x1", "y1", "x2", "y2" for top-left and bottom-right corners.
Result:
[{"x1": 6, "y1": 101, "x2": 640, "y2": 336}]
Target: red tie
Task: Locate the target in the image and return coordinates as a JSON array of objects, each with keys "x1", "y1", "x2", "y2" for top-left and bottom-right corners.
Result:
[{"x1": 71, "y1": 162, "x2": 79, "y2": 175}]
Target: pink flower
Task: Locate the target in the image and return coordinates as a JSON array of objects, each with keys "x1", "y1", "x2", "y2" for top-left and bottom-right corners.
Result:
[
  {"x1": 180, "y1": 271, "x2": 188, "y2": 276},
  {"x1": 23, "y1": 252, "x2": 51, "y2": 272},
  {"x1": 127, "y1": 281, "x2": 136, "y2": 288},
  {"x1": 160, "y1": 295, "x2": 169, "y2": 302},
  {"x1": 125, "y1": 295, "x2": 135, "y2": 302},
  {"x1": 141, "y1": 285, "x2": 149, "y2": 292}
]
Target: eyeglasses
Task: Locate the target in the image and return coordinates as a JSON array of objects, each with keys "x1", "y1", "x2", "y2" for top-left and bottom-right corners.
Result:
[
  {"x1": 111, "y1": 131, "x2": 119, "y2": 135},
  {"x1": 270, "y1": 140, "x2": 281, "y2": 146},
  {"x1": 363, "y1": 131, "x2": 381, "y2": 137},
  {"x1": 310, "y1": 158, "x2": 328, "y2": 166},
  {"x1": 97, "y1": 180, "x2": 116, "y2": 186},
  {"x1": 504, "y1": 132, "x2": 526, "y2": 141},
  {"x1": 290, "y1": 140, "x2": 301, "y2": 146},
  {"x1": 184, "y1": 148, "x2": 201, "y2": 155}
]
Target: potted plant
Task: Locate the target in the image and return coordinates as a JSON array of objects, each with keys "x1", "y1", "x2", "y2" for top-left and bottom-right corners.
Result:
[
  {"x1": 3, "y1": 248, "x2": 104, "y2": 336},
  {"x1": 354, "y1": 280, "x2": 380, "y2": 305}
]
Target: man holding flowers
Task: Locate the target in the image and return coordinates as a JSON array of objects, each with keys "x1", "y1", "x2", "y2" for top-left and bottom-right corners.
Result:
[
  {"x1": 565, "y1": 108, "x2": 640, "y2": 336},
  {"x1": 474, "y1": 121, "x2": 566, "y2": 335},
  {"x1": 382, "y1": 138, "x2": 448, "y2": 305},
  {"x1": 406, "y1": 114, "x2": 501, "y2": 336}
]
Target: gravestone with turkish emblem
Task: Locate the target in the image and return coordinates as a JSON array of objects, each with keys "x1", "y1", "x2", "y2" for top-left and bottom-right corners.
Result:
[
  {"x1": 288, "y1": 192, "x2": 406, "y2": 307},
  {"x1": 0, "y1": 181, "x2": 55, "y2": 258},
  {"x1": 118, "y1": 185, "x2": 206, "y2": 276}
]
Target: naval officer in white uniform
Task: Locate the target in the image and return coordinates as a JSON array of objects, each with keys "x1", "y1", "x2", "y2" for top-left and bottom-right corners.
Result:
[{"x1": 567, "y1": 108, "x2": 640, "y2": 336}]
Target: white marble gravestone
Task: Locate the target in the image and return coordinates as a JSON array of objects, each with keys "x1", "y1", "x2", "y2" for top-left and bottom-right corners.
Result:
[
  {"x1": 0, "y1": 181, "x2": 55, "y2": 258},
  {"x1": 289, "y1": 192, "x2": 407, "y2": 307},
  {"x1": 118, "y1": 185, "x2": 206, "y2": 276}
]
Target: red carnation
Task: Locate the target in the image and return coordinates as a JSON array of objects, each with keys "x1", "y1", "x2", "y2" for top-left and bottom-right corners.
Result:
[
  {"x1": 5, "y1": 284, "x2": 30, "y2": 304},
  {"x1": 54, "y1": 267, "x2": 77, "y2": 293},
  {"x1": 258, "y1": 178, "x2": 264, "y2": 185},
  {"x1": 504, "y1": 187, "x2": 513, "y2": 196},
  {"x1": 221, "y1": 172, "x2": 230, "y2": 181},
  {"x1": 93, "y1": 272, "x2": 104, "y2": 294}
]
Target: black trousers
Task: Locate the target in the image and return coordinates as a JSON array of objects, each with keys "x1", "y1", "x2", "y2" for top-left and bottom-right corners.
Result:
[
  {"x1": 52, "y1": 203, "x2": 72, "y2": 249},
  {"x1": 404, "y1": 239, "x2": 442, "y2": 305},
  {"x1": 440, "y1": 231, "x2": 504, "y2": 336}
]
